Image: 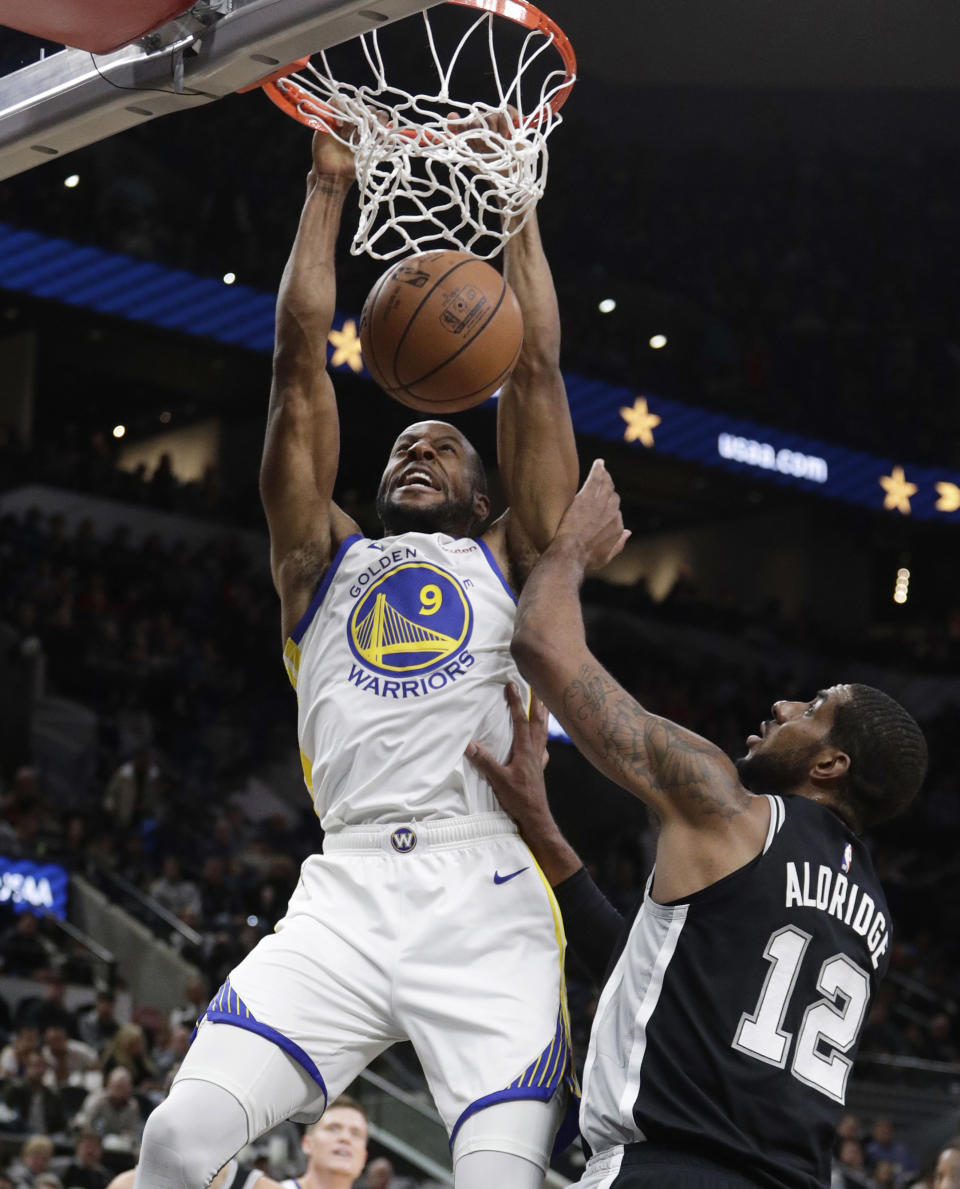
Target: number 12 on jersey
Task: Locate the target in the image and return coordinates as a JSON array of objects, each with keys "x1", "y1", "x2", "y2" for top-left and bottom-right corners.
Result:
[{"x1": 732, "y1": 925, "x2": 871, "y2": 1103}]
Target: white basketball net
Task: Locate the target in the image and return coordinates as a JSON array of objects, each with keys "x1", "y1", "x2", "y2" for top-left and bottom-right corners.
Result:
[{"x1": 274, "y1": 5, "x2": 574, "y2": 260}]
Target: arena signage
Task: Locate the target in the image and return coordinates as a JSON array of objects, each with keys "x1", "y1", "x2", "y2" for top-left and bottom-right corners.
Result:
[
  {"x1": 1, "y1": 221, "x2": 958, "y2": 522},
  {"x1": 716, "y1": 434, "x2": 829, "y2": 485},
  {"x1": 0, "y1": 855, "x2": 68, "y2": 919},
  {"x1": 562, "y1": 375, "x2": 960, "y2": 523}
]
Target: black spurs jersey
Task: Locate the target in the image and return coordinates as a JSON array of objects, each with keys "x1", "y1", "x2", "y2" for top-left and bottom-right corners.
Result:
[{"x1": 556, "y1": 794, "x2": 890, "y2": 1189}]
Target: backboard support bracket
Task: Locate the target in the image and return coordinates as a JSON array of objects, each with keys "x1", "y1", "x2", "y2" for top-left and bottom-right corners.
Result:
[{"x1": 0, "y1": 0, "x2": 438, "y2": 180}]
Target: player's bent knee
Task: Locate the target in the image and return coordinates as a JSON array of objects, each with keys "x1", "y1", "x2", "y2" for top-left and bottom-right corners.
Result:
[
  {"x1": 452, "y1": 1096, "x2": 563, "y2": 1174},
  {"x1": 136, "y1": 1080, "x2": 249, "y2": 1189}
]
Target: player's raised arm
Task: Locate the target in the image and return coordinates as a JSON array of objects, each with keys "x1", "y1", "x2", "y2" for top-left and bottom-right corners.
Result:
[
  {"x1": 495, "y1": 205, "x2": 578, "y2": 563},
  {"x1": 260, "y1": 131, "x2": 360, "y2": 640},
  {"x1": 512, "y1": 462, "x2": 752, "y2": 834}
]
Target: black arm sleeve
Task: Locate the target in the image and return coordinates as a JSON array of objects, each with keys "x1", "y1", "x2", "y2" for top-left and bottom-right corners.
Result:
[{"x1": 553, "y1": 866, "x2": 625, "y2": 986}]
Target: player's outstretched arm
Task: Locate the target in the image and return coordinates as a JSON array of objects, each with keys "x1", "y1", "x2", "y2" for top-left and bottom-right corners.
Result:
[
  {"x1": 495, "y1": 205, "x2": 578, "y2": 565},
  {"x1": 512, "y1": 462, "x2": 750, "y2": 831},
  {"x1": 260, "y1": 131, "x2": 360, "y2": 640}
]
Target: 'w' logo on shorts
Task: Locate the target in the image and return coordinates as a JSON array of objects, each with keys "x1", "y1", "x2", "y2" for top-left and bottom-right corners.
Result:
[{"x1": 390, "y1": 827, "x2": 417, "y2": 853}]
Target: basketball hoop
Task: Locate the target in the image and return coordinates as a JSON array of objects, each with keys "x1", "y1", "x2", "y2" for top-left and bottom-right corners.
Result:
[{"x1": 245, "y1": 0, "x2": 576, "y2": 260}]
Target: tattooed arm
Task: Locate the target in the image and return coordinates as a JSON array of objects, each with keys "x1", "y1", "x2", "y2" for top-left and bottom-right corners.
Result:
[{"x1": 512, "y1": 463, "x2": 769, "y2": 898}]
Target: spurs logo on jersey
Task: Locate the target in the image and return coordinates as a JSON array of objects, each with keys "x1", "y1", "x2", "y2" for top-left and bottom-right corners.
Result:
[{"x1": 348, "y1": 561, "x2": 474, "y2": 677}]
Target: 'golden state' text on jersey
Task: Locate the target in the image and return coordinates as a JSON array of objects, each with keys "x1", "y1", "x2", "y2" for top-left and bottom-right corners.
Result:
[{"x1": 282, "y1": 532, "x2": 530, "y2": 830}]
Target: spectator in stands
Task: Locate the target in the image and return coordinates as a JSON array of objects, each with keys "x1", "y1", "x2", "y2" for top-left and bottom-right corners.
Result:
[
  {"x1": 278, "y1": 1097, "x2": 368, "y2": 1189},
  {"x1": 148, "y1": 856, "x2": 201, "y2": 920},
  {"x1": 835, "y1": 1138, "x2": 875, "y2": 1188},
  {"x1": 0, "y1": 1027, "x2": 39, "y2": 1078},
  {"x1": 5, "y1": 1135, "x2": 56, "y2": 1188},
  {"x1": 167, "y1": 977, "x2": 208, "y2": 1034},
  {"x1": 152, "y1": 1024, "x2": 190, "y2": 1089},
  {"x1": 75, "y1": 1068, "x2": 144, "y2": 1152},
  {"x1": 921, "y1": 1015, "x2": 960, "y2": 1063},
  {"x1": 866, "y1": 1118, "x2": 918, "y2": 1185},
  {"x1": 358, "y1": 1158, "x2": 409, "y2": 1189},
  {"x1": 934, "y1": 1138, "x2": 960, "y2": 1188},
  {"x1": 52, "y1": 1130, "x2": 111, "y2": 1189},
  {"x1": 0, "y1": 913, "x2": 59, "y2": 976},
  {"x1": 77, "y1": 993, "x2": 119, "y2": 1054},
  {"x1": 102, "y1": 750, "x2": 161, "y2": 834},
  {"x1": 837, "y1": 1116, "x2": 863, "y2": 1143},
  {"x1": 859, "y1": 996, "x2": 906, "y2": 1057},
  {"x1": 166, "y1": 905, "x2": 207, "y2": 967},
  {"x1": 2, "y1": 1051, "x2": 68, "y2": 1135},
  {"x1": 42, "y1": 1025, "x2": 98, "y2": 1087},
  {"x1": 15, "y1": 973, "x2": 78, "y2": 1037},
  {"x1": 195, "y1": 855, "x2": 236, "y2": 928},
  {"x1": 98, "y1": 1024, "x2": 158, "y2": 1090}
]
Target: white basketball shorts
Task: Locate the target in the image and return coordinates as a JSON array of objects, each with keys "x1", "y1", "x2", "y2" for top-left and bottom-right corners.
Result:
[{"x1": 184, "y1": 813, "x2": 577, "y2": 1150}]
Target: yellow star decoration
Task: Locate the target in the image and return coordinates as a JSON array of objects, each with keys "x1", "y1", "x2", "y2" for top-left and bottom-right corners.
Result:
[
  {"x1": 328, "y1": 319, "x2": 364, "y2": 373},
  {"x1": 879, "y1": 466, "x2": 917, "y2": 515},
  {"x1": 620, "y1": 397, "x2": 661, "y2": 448},
  {"x1": 935, "y1": 482, "x2": 960, "y2": 513}
]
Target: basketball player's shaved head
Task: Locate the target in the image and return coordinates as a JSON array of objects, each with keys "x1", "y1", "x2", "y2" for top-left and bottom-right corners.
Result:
[{"x1": 376, "y1": 421, "x2": 490, "y2": 537}]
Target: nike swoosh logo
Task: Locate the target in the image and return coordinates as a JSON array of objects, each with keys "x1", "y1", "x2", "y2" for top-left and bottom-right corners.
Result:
[{"x1": 493, "y1": 867, "x2": 529, "y2": 885}]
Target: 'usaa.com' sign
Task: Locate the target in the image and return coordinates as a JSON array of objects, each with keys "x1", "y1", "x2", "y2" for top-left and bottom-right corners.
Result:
[{"x1": 0, "y1": 856, "x2": 68, "y2": 919}]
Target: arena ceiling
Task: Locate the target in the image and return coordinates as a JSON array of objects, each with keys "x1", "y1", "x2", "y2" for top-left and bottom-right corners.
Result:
[{"x1": 550, "y1": 0, "x2": 960, "y2": 92}]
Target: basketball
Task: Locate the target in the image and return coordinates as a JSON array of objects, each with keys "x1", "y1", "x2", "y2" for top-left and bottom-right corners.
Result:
[{"x1": 359, "y1": 250, "x2": 524, "y2": 413}]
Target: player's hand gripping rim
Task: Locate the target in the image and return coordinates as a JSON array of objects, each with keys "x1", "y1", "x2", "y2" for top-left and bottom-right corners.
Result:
[{"x1": 309, "y1": 113, "x2": 359, "y2": 184}]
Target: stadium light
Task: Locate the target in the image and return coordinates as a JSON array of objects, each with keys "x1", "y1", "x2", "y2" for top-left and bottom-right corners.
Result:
[
  {"x1": 64, "y1": 174, "x2": 80, "y2": 188},
  {"x1": 223, "y1": 272, "x2": 237, "y2": 285},
  {"x1": 649, "y1": 334, "x2": 668, "y2": 349},
  {"x1": 893, "y1": 567, "x2": 910, "y2": 604},
  {"x1": 598, "y1": 298, "x2": 616, "y2": 314},
  {"x1": 112, "y1": 424, "x2": 125, "y2": 439}
]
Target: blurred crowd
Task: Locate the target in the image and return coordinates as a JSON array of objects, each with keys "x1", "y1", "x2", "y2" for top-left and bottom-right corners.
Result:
[
  {"x1": 2, "y1": 58, "x2": 960, "y2": 470},
  {"x1": 1, "y1": 499, "x2": 959, "y2": 1187},
  {"x1": 2, "y1": 30, "x2": 960, "y2": 1186}
]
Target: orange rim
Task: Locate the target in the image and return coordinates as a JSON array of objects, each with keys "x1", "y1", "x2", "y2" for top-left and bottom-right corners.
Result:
[
  {"x1": 446, "y1": 0, "x2": 576, "y2": 117},
  {"x1": 246, "y1": 0, "x2": 576, "y2": 132}
]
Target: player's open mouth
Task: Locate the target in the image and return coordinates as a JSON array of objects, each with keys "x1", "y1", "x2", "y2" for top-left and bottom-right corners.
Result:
[{"x1": 396, "y1": 468, "x2": 440, "y2": 491}]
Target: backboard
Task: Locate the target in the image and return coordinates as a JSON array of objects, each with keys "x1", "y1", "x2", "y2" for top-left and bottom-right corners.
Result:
[{"x1": 0, "y1": 0, "x2": 439, "y2": 181}]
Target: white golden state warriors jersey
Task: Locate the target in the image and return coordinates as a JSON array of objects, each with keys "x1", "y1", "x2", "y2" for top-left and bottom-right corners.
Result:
[{"x1": 282, "y1": 532, "x2": 531, "y2": 830}]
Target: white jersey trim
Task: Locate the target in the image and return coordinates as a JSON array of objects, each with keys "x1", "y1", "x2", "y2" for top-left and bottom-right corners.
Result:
[
  {"x1": 580, "y1": 885, "x2": 688, "y2": 1153},
  {"x1": 476, "y1": 537, "x2": 518, "y2": 605},
  {"x1": 762, "y1": 794, "x2": 786, "y2": 854},
  {"x1": 617, "y1": 901, "x2": 688, "y2": 1127},
  {"x1": 290, "y1": 533, "x2": 363, "y2": 646}
]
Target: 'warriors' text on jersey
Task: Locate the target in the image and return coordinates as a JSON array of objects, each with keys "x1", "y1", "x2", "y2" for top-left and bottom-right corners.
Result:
[{"x1": 282, "y1": 533, "x2": 530, "y2": 830}]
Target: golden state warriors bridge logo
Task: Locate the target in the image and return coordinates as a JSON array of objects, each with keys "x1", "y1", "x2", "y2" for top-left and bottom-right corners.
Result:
[{"x1": 348, "y1": 562, "x2": 473, "y2": 678}]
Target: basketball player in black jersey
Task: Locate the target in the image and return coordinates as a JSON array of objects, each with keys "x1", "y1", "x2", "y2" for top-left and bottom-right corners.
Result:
[{"x1": 467, "y1": 460, "x2": 928, "y2": 1189}]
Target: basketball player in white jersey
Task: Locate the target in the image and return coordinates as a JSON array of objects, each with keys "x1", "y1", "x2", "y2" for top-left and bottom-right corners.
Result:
[
  {"x1": 134, "y1": 128, "x2": 578, "y2": 1189},
  {"x1": 278, "y1": 1097, "x2": 368, "y2": 1189}
]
